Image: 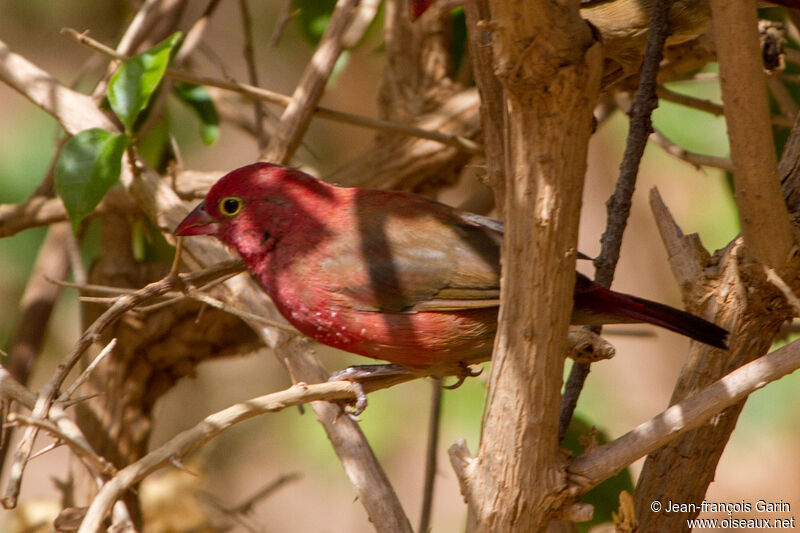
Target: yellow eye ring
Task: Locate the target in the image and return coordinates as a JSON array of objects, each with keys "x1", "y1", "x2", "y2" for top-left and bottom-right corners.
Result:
[{"x1": 219, "y1": 196, "x2": 243, "y2": 217}]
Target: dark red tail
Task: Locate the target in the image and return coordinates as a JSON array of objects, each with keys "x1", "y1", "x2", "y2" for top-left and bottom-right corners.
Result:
[{"x1": 573, "y1": 279, "x2": 728, "y2": 349}]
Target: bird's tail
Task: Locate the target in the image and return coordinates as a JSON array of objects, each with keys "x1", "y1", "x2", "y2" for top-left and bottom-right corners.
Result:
[{"x1": 574, "y1": 287, "x2": 729, "y2": 349}]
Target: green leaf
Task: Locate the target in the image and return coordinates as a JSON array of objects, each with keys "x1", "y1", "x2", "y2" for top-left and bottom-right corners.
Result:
[
  {"x1": 108, "y1": 32, "x2": 182, "y2": 133},
  {"x1": 173, "y1": 82, "x2": 220, "y2": 145},
  {"x1": 55, "y1": 128, "x2": 129, "y2": 232},
  {"x1": 562, "y1": 415, "x2": 635, "y2": 532},
  {"x1": 293, "y1": 0, "x2": 337, "y2": 45}
]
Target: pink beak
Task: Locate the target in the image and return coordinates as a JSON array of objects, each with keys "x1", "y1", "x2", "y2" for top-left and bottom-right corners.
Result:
[{"x1": 174, "y1": 202, "x2": 220, "y2": 236}]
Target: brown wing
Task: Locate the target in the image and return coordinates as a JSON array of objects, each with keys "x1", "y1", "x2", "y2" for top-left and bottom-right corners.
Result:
[{"x1": 318, "y1": 192, "x2": 502, "y2": 313}]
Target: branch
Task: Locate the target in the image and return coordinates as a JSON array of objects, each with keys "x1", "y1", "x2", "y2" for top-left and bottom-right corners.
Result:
[
  {"x1": 561, "y1": 0, "x2": 677, "y2": 444},
  {"x1": 648, "y1": 129, "x2": 734, "y2": 172},
  {"x1": 238, "y1": 0, "x2": 267, "y2": 151},
  {"x1": 710, "y1": 0, "x2": 794, "y2": 271},
  {"x1": 458, "y1": 0, "x2": 603, "y2": 530},
  {"x1": 61, "y1": 28, "x2": 481, "y2": 154},
  {"x1": 569, "y1": 337, "x2": 800, "y2": 489},
  {"x1": 0, "y1": 196, "x2": 67, "y2": 237},
  {"x1": 0, "y1": 366, "x2": 115, "y2": 482},
  {"x1": 260, "y1": 0, "x2": 360, "y2": 162},
  {"x1": 2, "y1": 261, "x2": 242, "y2": 508},
  {"x1": 0, "y1": 40, "x2": 115, "y2": 135},
  {"x1": 77, "y1": 374, "x2": 421, "y2": 533}
]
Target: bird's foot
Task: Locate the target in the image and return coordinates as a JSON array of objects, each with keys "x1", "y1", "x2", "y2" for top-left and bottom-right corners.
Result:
[
  {"x1": 329, "y1": 364, "x2": 417, "y2": 417},
  {"x1": 443, "y1": 363, "x2": 482, "y2": 390}
]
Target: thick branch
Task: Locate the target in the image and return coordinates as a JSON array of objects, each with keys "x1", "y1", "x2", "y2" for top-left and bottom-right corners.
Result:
[
  {"x1": 710, "y1": 0, "x2": 794, "y2": 270},
  {"x1": 570, "y1": 337, "x2": 800, "y2": 489},
  {"x1": 459, "y1": 1, "x2": 603, "y2": 531}
]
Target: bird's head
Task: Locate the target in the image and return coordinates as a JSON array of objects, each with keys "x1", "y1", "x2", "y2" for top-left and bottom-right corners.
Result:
[{"x1": 175, "y1": 162, "x2": 336, "y2": 257}]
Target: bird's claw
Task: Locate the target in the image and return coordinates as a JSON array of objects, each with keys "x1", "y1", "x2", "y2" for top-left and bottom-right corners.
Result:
[
  {"x1": 343, "y1": 379, "x2": 368, "y2": 418},
  {"x1": 443, "y1": 364, "x2": 482, "y2": 390}
]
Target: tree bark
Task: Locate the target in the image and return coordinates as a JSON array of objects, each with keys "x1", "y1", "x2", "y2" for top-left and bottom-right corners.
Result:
[{"x1": 452, "y1": 1, "x2": 602, "y2": 531}]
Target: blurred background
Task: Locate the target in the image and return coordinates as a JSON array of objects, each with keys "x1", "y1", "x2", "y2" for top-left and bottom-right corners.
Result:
[{"x1": 1, "y1": 1, "x2": 798, "y2": 531}]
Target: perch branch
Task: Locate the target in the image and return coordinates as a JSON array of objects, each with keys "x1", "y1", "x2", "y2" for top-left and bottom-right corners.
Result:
[
  {"x1": 2, "y1": 260, "x2": 242, "y2": 508},
  {"x1": 569, "y1": 337, "x2": 800, "y2": 489},
  {"x1": 77, "y1": 374, "x2": 423, "y2": 533}
]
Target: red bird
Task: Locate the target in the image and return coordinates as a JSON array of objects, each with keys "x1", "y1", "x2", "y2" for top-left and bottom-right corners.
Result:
[{"x1": 176, "y1": 163, "x2": 727, "y2": 376}]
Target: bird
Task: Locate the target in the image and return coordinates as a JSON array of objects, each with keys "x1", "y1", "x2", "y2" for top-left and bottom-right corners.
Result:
[
  {"x1": 412, "y1": 0, "x2": 800, "y2": 85},
  {"x1": 175, "y1": 163, "x2": 727, "y2": 380},
  {"x1": 580, "y1": 0, "x2": 712, "y2": 81}
]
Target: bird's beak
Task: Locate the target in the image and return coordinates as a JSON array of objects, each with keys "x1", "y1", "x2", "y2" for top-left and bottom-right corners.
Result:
[{"x1": 174, "y1": 202, "x2": 220, "y2": 236}]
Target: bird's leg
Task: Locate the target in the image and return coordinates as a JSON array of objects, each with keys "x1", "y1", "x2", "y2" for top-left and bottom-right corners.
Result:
[
  {"x1": 328, "y1": 364, "x2": 419, "y2": 416},
  {"x1": 442, "y1": 363, "x2": 482, "y2": 390}
]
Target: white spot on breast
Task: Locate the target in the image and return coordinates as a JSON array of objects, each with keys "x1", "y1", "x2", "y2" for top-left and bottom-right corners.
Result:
[
  {"x1": 331, "y1": 312, "x2": 337, "y2": 318},
  {"x1": 360, "y1": 328, "x2": 366, "y2": 335}
]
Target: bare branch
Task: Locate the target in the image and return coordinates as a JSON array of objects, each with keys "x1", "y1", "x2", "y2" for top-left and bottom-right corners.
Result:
[
  {"x1": 0, "y1": 39, "x2": 115, "y2": 135},
  {"x1": 77, "y1": 375, "x2": 422, "y2": 533},
  {"x1": 3, "y1": 261, "x2": 242, "y2": 508},
  {"x1": 61, "y1": 28, "x2": 481, "y2": 154},
  {"x1": 260, "y1": 0, "x2": 362, "y2": 162},
  {"x1": 657, "y1": 84, "x2": 795, "y2": 128},
  {"x1": 710, "y1": 0, "x2": 794, "y2": 271},
  {"x1": 418, "y1": 380, "x2": 442, "y2": 533},
  {"x1": 60, "y1": 339, "x2": 117, "y2": 402},
  {"x1": 238, "y1": 0, "x2": 267, "y2": 150},
  {"x1": 648, "y1": 129, "x2": 734, "y2": 171},
  {"x1": 569, "y1": 338, "x2": 800, "y2": 489},
  {"x1": 0, "y1": 196, "x2": 67, "y2": 237}
]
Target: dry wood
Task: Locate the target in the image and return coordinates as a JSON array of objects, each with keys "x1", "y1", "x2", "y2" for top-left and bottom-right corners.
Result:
[
  {"x1": 631, "y1": 4, "x2": 800, "y2": 529},
  {"x1": 709, "y1": 0, "x2": 794, "y2": 272},
  {"x1": 570, "y1": 336, "x2": 800, "y2": 488},
  {"x1": 464, "y1": 0, "x2": 506, "y2": 209},
  {"x1": 261, "y1": 0, "x2": 361, "y2": 163},
  {"x1": 454, "y1": 1, "x2": 603, "y2": 531},
  {"x1": 75, "y1": 375, "x2": 420, "y2": 533}
]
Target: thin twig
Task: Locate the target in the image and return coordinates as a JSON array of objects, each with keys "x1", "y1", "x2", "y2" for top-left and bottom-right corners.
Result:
[
  {"x1": 59, "y1": 338, "x2": 117, "y2": 402},
  {"x1": 238, "y1": 0, "x2": 268, "y2": 150},
  {"x1": 559, "y1": 0, "x2": 677, "y2": 442},
  {"x1": 8, "y1": 413, "x2": 116, "y2": 478},
  {"x1": 418, "y1": 379, "x2": 442, "y2": 533},
  {"x1": 269, "y1": 1, "x2": 299, "y2": 48},
  {"x1": 764, "y1": 265, "x2": 800, "y2": 316},
  {"x1": 232, "y1": 473, "x2": 302, "y2": 514},
  {"x1": 768, "y1": 77, "x2": 799, "y2": 120},
  {"x1": 658, "y1": 85, "x2": 795, "y2": 128},
  {"x1": 649, "y1": 129, "x2": 734, "y2": 171},
  {"x1": 61, "y1": 28, "x2": 482, "y2": 155},
  {"x1": 175, "y1": 0, "x2": 222, "y2": 65},
  {"x1": 77, "y1": 375, "x2": 423, "y2": 533},
  {"x1": 3, "y1": 260, "x2": 243, "y2": 508}
]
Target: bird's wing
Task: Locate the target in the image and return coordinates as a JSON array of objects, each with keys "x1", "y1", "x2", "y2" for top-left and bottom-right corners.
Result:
[{"x1": 318, "y1": 196, "x2": 502, "y2": 313}]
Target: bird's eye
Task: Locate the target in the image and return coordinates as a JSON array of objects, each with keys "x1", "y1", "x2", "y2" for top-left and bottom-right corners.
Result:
[{"x1": 219, "y1": 196, "x2": 243, "y2": 217}]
